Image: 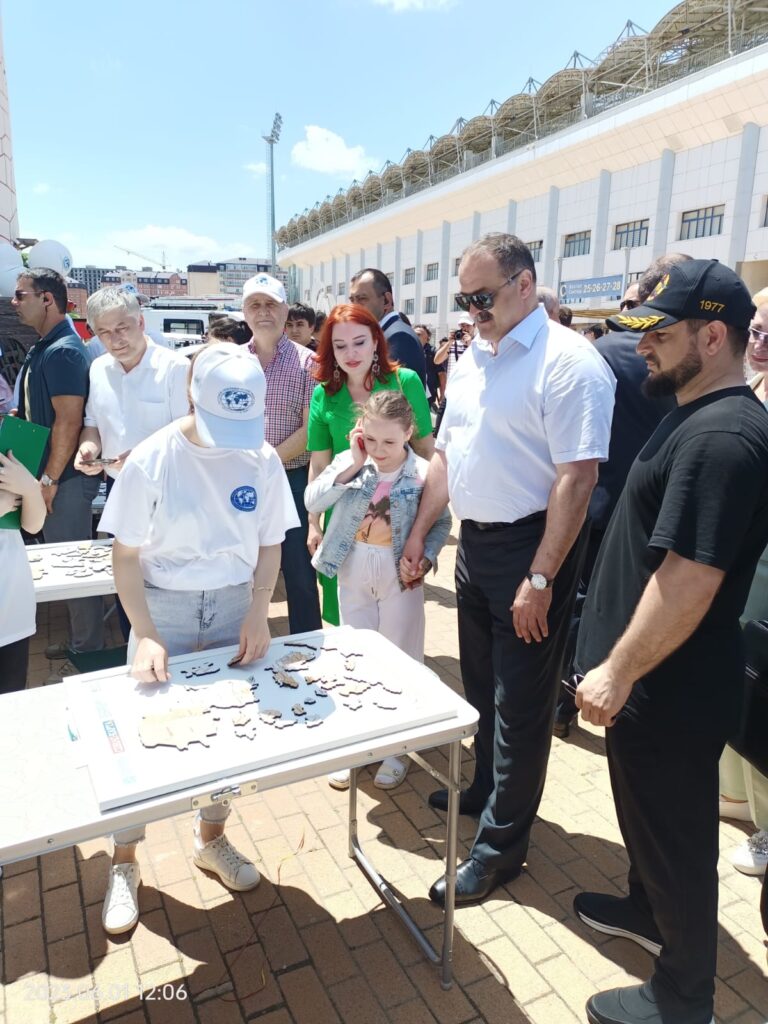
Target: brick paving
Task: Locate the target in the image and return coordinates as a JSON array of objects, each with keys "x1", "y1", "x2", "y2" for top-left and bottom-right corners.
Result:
[{"x1": 2, "y1": 525, "x2": 767, "y2": 1023}]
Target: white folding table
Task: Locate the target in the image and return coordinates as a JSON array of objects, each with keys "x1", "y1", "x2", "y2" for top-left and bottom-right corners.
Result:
[
  {"x1": 0, "y1": 630, "x2": 477, "y2": 988},
  {"x1": 28, "y1": 538, "x2": 115, "y2": 603}
]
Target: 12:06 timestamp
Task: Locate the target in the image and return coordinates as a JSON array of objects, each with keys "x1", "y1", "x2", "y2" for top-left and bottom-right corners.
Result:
[{"x1": 143, "y1": 984, "x2": 188, "y2": 1000}]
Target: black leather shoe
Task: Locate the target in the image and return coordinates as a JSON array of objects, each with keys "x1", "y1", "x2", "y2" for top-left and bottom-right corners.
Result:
[
  {"x1": 428, "y1": 788, "x2": 489, "y2": 815},
  {"x1": 428, "y1": 857, "x2": 518, "y2": 907}
]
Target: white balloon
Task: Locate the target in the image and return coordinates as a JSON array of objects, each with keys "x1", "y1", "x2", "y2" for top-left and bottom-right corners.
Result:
[
  {"x1": 27, "y1": 239, "x2": 73, "y2": 276},
  {"x1": 0, "y1": 242, "x2": 23, "y2": 274},
  {"x1": 0, "y1": 266, "x2": 23, "y2": 297}
]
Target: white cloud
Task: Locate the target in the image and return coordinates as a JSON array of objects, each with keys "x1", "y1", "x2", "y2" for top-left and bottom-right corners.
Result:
[
  {"x1": 291, "y1": 126, "x2": 379, "y2": 180},
  {"x1": 245, "y1": 161, "x2": 267, "y2": 177},
  {"x1": 71, "y1": 225, "x2": 257, "y2": 271},
  {"x1": 32, "y1": 183, "x2": 50, "y2": 195},
  {"x1": 372, "y1": 0, "x2": 456, "y2": 10}
]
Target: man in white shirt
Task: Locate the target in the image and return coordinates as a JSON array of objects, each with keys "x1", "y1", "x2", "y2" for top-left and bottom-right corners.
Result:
[
  {"x1": 75, "y1": 288, "x2": 189, "y2": 637},
  {"x1": 404, "y1": 233, "x2": 615, "y2": 905}
]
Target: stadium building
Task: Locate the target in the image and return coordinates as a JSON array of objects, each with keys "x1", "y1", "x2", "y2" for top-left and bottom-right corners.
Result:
[{"x1": 276, "y1": 0, "x2": 768, "y2": 331}]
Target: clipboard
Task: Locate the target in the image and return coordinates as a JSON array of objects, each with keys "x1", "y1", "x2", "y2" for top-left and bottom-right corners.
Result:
[{"x1": 0, "y1": 416, "x2": 50, "y2": 529}]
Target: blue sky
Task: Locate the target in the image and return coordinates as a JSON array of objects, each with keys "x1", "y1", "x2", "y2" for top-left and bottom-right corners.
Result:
[{"x1": 5, "y1": 0, "x2": 675, "y2": 271}]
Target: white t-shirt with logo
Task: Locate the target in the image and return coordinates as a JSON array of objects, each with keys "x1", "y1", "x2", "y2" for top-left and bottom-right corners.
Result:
[
  {"x1": 1, "y1": 531, "x2": 36, "y2": 646},
  {"x1": 99, "y1": 423, "x2": 299, "y2": 590}
]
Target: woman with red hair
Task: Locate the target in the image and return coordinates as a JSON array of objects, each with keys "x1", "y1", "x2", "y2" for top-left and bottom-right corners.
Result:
[{"x1": 306, "y1": 307, "x2": 434, "y2": 592}]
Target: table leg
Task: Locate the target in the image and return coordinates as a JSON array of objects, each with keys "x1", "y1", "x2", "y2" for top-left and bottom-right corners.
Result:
[{"x1": 441, "y1": 739, "x2": 461, "y2": 989}]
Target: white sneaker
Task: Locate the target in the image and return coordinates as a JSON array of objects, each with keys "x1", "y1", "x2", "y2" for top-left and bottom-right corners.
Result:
[
  {"x1": 719, "y1": 798, "x2": 753, "y2": 822},
  {"x1": 731, "y1": 828, "x2": 768, "y2": 876},
  {"x1": 328, "y1": 769, "x2": 350, "y2": 791},
  {"x1": 102, "y1": 862, "x2": 140, "y2": 935},
  {"x1": 374, "y1": 756, "x2": 409, "y2": 790},
  {"x1": 193, "y1": 834, "x2": 260, "y2": 891}
]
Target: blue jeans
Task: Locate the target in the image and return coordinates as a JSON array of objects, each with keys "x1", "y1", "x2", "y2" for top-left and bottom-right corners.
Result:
[
  {"x1": 43, "y1": 474, "x2": 104, "y2": 652},
  {"x1": 115, "y1": 580, "x2": 252, "y2": 845},
  {"x1": 282, "y1": 465, "x2": 322, "y2": 635}
]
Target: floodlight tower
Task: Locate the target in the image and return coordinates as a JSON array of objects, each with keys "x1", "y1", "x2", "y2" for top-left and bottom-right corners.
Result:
[{"x1": 263, "y1": 113, "x2": 282, "y2": 271}]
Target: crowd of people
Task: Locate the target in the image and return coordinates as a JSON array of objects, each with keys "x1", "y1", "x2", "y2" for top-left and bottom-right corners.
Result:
[{"x1": 2, "y1": 234, "x2": 768, "y2": 1024}]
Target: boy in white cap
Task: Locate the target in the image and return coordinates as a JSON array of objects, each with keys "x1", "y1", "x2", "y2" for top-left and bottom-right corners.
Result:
[{"x1": 96, "y1": 343, "x2": 299, "y2": 935}]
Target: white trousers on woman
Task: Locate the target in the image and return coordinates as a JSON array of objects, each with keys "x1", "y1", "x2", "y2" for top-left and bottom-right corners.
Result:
[{"x1": 337, "y1": 542, "x2": 425, "y2": 662}]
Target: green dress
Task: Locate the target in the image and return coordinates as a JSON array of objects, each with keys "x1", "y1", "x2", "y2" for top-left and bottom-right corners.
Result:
[{"x1": 307, "y1": 368, "x2": 433, "y2": 624}]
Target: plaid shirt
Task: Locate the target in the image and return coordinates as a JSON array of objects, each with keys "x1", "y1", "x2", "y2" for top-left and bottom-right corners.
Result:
[{"x1": 250, "y1": 334, "x2": 317, "y2": 470}]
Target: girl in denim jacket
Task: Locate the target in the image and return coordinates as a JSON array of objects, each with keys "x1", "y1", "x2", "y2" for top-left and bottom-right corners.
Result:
[{"x1": 305, "y1": 391, "x2": 451, "y2": 791}]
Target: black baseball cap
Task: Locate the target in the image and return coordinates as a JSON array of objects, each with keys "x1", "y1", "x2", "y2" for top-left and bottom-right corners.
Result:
[{"x1": 607, "y1": 259, "x2": 755, "y2": 334}]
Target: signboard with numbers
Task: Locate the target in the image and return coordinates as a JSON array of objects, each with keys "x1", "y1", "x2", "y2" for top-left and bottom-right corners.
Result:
[{"x1": 560, "y1": 275, "x2": 624, "y2": 303}]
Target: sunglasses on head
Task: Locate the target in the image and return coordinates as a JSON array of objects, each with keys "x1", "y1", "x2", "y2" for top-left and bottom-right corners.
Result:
[
  {"x1": 454, "y1": 268, "x2": 524, "y2": 313},
  {"x1": 749, "y1": 326, "x2": 768, "y2": 345},
  {"x1": 620, "y1": 299, "x2": 640, "y2": 311}
]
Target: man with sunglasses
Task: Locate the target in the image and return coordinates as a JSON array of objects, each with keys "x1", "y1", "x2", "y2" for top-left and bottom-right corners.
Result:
[
  {"x1": 12, "y1": 268, "x2": 104, "y2": 656},
  {"x1": 573, "y1": 260, "x2": 768, "y2": 1024},
  {"x1": 402, "y1": 232, "x2": 615, "y2": 906}
]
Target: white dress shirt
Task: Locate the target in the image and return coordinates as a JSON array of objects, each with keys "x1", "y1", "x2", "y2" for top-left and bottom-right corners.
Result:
[
  {"x1": 436, "y1": 304, "x2": 616, "y2": 524},
  {"x1": 83, "y1": 339, "x2": 189, "y2": 478}
]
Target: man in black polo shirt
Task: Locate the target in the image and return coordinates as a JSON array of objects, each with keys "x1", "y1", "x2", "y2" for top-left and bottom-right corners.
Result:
[
  {"x1": 13, "y1": 268, "x2": 103, "y2": 655},
  {"x1": 573, "y1": 260, "x2": 768, "y2": 1024}
]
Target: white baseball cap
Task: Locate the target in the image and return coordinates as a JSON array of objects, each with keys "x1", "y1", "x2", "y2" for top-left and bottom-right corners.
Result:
[
  {"x1": 242, "y1": 272, "x2": 286, "y2": 304},
  {"x1": 190, "y1": 342, "x2": 266, "y2": 450},
  {"x1": 457, "y1": 314, "x2": 474, "y2": 327}
]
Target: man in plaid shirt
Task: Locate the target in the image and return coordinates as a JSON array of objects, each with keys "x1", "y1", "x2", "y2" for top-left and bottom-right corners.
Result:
[{"x1": 243, "y1": 273, "x2": 322, "y2": 633}]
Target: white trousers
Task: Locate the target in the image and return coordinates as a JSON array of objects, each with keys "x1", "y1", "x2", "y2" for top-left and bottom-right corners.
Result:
[{"x1": 338, "y1": 543, "x2": 425, "y2": 662}]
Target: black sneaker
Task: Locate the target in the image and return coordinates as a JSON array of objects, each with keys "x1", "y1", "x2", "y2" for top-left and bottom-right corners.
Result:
[{"x1": 574, "y1": 892, "x2": 662, "y2": 956}]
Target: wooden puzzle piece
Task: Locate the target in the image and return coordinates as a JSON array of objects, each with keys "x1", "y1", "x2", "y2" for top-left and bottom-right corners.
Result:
[
  {"x1": 186, "y1": 679, "x2": 256, "y2": 709},
  {"x1": 180, "y1": 662, "x2": 220, "y2": 679},
  {"x1": 139, "y1": 707, "x2": 218, "y2": 750},
  {"x1": 344, "y1": 699, "x2": 363, "y2": 712},
  {"x1": 306, "y1": 715, "x2": 323, "y2": 728},
  {"x1": 338, "y1": 680, "x2": 370, "y2": 697},
  {"x1": 276, "y1": 651, "x2": 311, "y2": 670},
  {"x1": 273, "y1": 670, "x2": 300, "y2": 689},
  {"x1": 274, "y1": 718, "x2": 296, "y2": 729},
  {"x1": 291, "y1": 704, "x2": 306, "y2": 716}
]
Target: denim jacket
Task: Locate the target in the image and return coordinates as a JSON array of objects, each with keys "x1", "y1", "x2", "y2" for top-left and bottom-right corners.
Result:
[{"x1": 305, "y1": 448, "x2": 452, "y2": 589}]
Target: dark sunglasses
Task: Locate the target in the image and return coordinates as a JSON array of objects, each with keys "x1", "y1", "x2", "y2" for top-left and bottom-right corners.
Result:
[
  {"x1": 749, "y1": 326, "x2": 768, "y2": 345},
  {"x1": 562, "y1": 673, "x2": 583, "y2": 699},
  {"x1": 619, "y1": 299, "x2": 640, "y2": 311},
  {"x1": 454, "y1": 268, "x2": 524, "y2": 312},
  {"x1": 13, "y1": 289, "x2": 34, "y2": 301}
]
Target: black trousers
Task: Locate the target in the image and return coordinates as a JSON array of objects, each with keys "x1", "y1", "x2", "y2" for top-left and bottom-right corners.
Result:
[
  {"x1": 0, "y1": 636, "x2": 30, "y2": 693},
  {"x1": 456, "y1": 516, "x2": 587, "y2": 871},
  {"x1": 606, "y1": 713, "x2": 725, "y2": 1023}
]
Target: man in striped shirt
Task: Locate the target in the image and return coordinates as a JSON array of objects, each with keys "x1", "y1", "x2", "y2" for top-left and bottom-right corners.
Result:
[{"x1": 243, "y1": 274, "x2": 322, "y2": 634}]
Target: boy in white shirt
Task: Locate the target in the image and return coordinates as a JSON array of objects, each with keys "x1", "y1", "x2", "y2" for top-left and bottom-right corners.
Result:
[{"x1": 97, "y1": 343, "x2": 298, "y2": 935}]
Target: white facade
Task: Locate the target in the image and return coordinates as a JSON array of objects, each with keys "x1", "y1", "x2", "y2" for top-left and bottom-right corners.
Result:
[
  {"x1": 279, "y1": 43, "x2": 768, "y2": 331},
  {"x1": 0, "y1": 16, "x2": 18, "y2": 244}
]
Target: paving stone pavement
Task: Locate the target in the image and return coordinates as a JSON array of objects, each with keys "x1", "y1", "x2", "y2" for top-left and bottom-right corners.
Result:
[{"x1": 3, "y1": 525, "x2": 767, "y2": 1024}]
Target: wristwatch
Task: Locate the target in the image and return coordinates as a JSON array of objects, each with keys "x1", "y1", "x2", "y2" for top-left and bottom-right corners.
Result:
[
  {"x1": 527, "y1": 571, "x2": 553, "y2": 591},
  {"x1": 40, "y1": 473, "x2": 60, "y2": 487}
]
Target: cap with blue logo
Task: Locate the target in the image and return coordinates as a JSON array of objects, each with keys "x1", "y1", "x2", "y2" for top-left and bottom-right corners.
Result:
[
  {"x1": 242, "y1": 272, "x2": 286, "y2": 305},
  {"x1": 190, "y1": 342, "x2": 266, "y2": 450}
]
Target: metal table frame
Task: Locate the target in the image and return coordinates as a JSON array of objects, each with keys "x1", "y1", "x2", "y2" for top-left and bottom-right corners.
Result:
[{"x1": 1, "y1": 639, "x2": 476, "y2": 989}]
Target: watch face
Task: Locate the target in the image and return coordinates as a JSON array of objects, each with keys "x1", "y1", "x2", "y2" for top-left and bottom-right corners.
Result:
[{"x1": 530, "y1": 573, "x2": 547, "y2": 590}]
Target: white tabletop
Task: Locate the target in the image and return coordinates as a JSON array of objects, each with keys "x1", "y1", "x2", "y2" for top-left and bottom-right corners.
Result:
[
  {"x1": 0, "y1": 629, "x2": 478, "y2": 864},
  {"x1": 28, "y1": 537, "x2": 115, "y2": 603}
]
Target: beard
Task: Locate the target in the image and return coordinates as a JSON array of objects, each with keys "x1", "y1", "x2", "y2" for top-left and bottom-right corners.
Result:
[{"x1": 641, "y1": 341, "x2": 703, "y2": 398}]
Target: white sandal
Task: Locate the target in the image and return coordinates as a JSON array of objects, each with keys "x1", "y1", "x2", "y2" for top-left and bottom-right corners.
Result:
[{"x1": 374, "y1": 756, "x2": 409, "y2": 790}]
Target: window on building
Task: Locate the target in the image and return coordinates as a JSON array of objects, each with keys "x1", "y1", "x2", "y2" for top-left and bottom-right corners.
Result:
[
  {"x1": 763, "y1": 198, "x2": 768, "y2": 228},
  {"x1": 326, "y1": 285, "x2": 333, "y2": 294},
  {"x1": 527, "y1": 240, "x2": 543, "y2": 263},
  {"x1": 453, "y1": 257, "x2": 461, "y2": 276},
  {"x1": 563, "y1": 231, "x2": 591, "y2": 258},
  {"x1": 614, "y1": 219, "x2": 649, "y2": 249},
  {"x1": 338, "y1": 282, "x2": 345, "y2": 295},
  {"x1": 627, "y1": 271, "x2": 644, "y2": 284},
  {"x1": 679, "y1": 204, "x2": 725, "y2": 240},
  {"x1": 403, "y1": 298, "x2": 415, "y2": 316},
  {"x1": 423, "y1": 295, "x2": 438, "y2": 314},
  {"x1": 403, "y1": 267, "x2": 416, "y2": 285},
  {"x1": 425, "y1": 262, "x2": 439, "y2": 281}
]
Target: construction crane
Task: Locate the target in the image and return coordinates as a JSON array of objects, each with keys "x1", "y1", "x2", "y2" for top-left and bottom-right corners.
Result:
[{"x1": 114, "y1": 245, "x2": 167, "y2": 270}]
